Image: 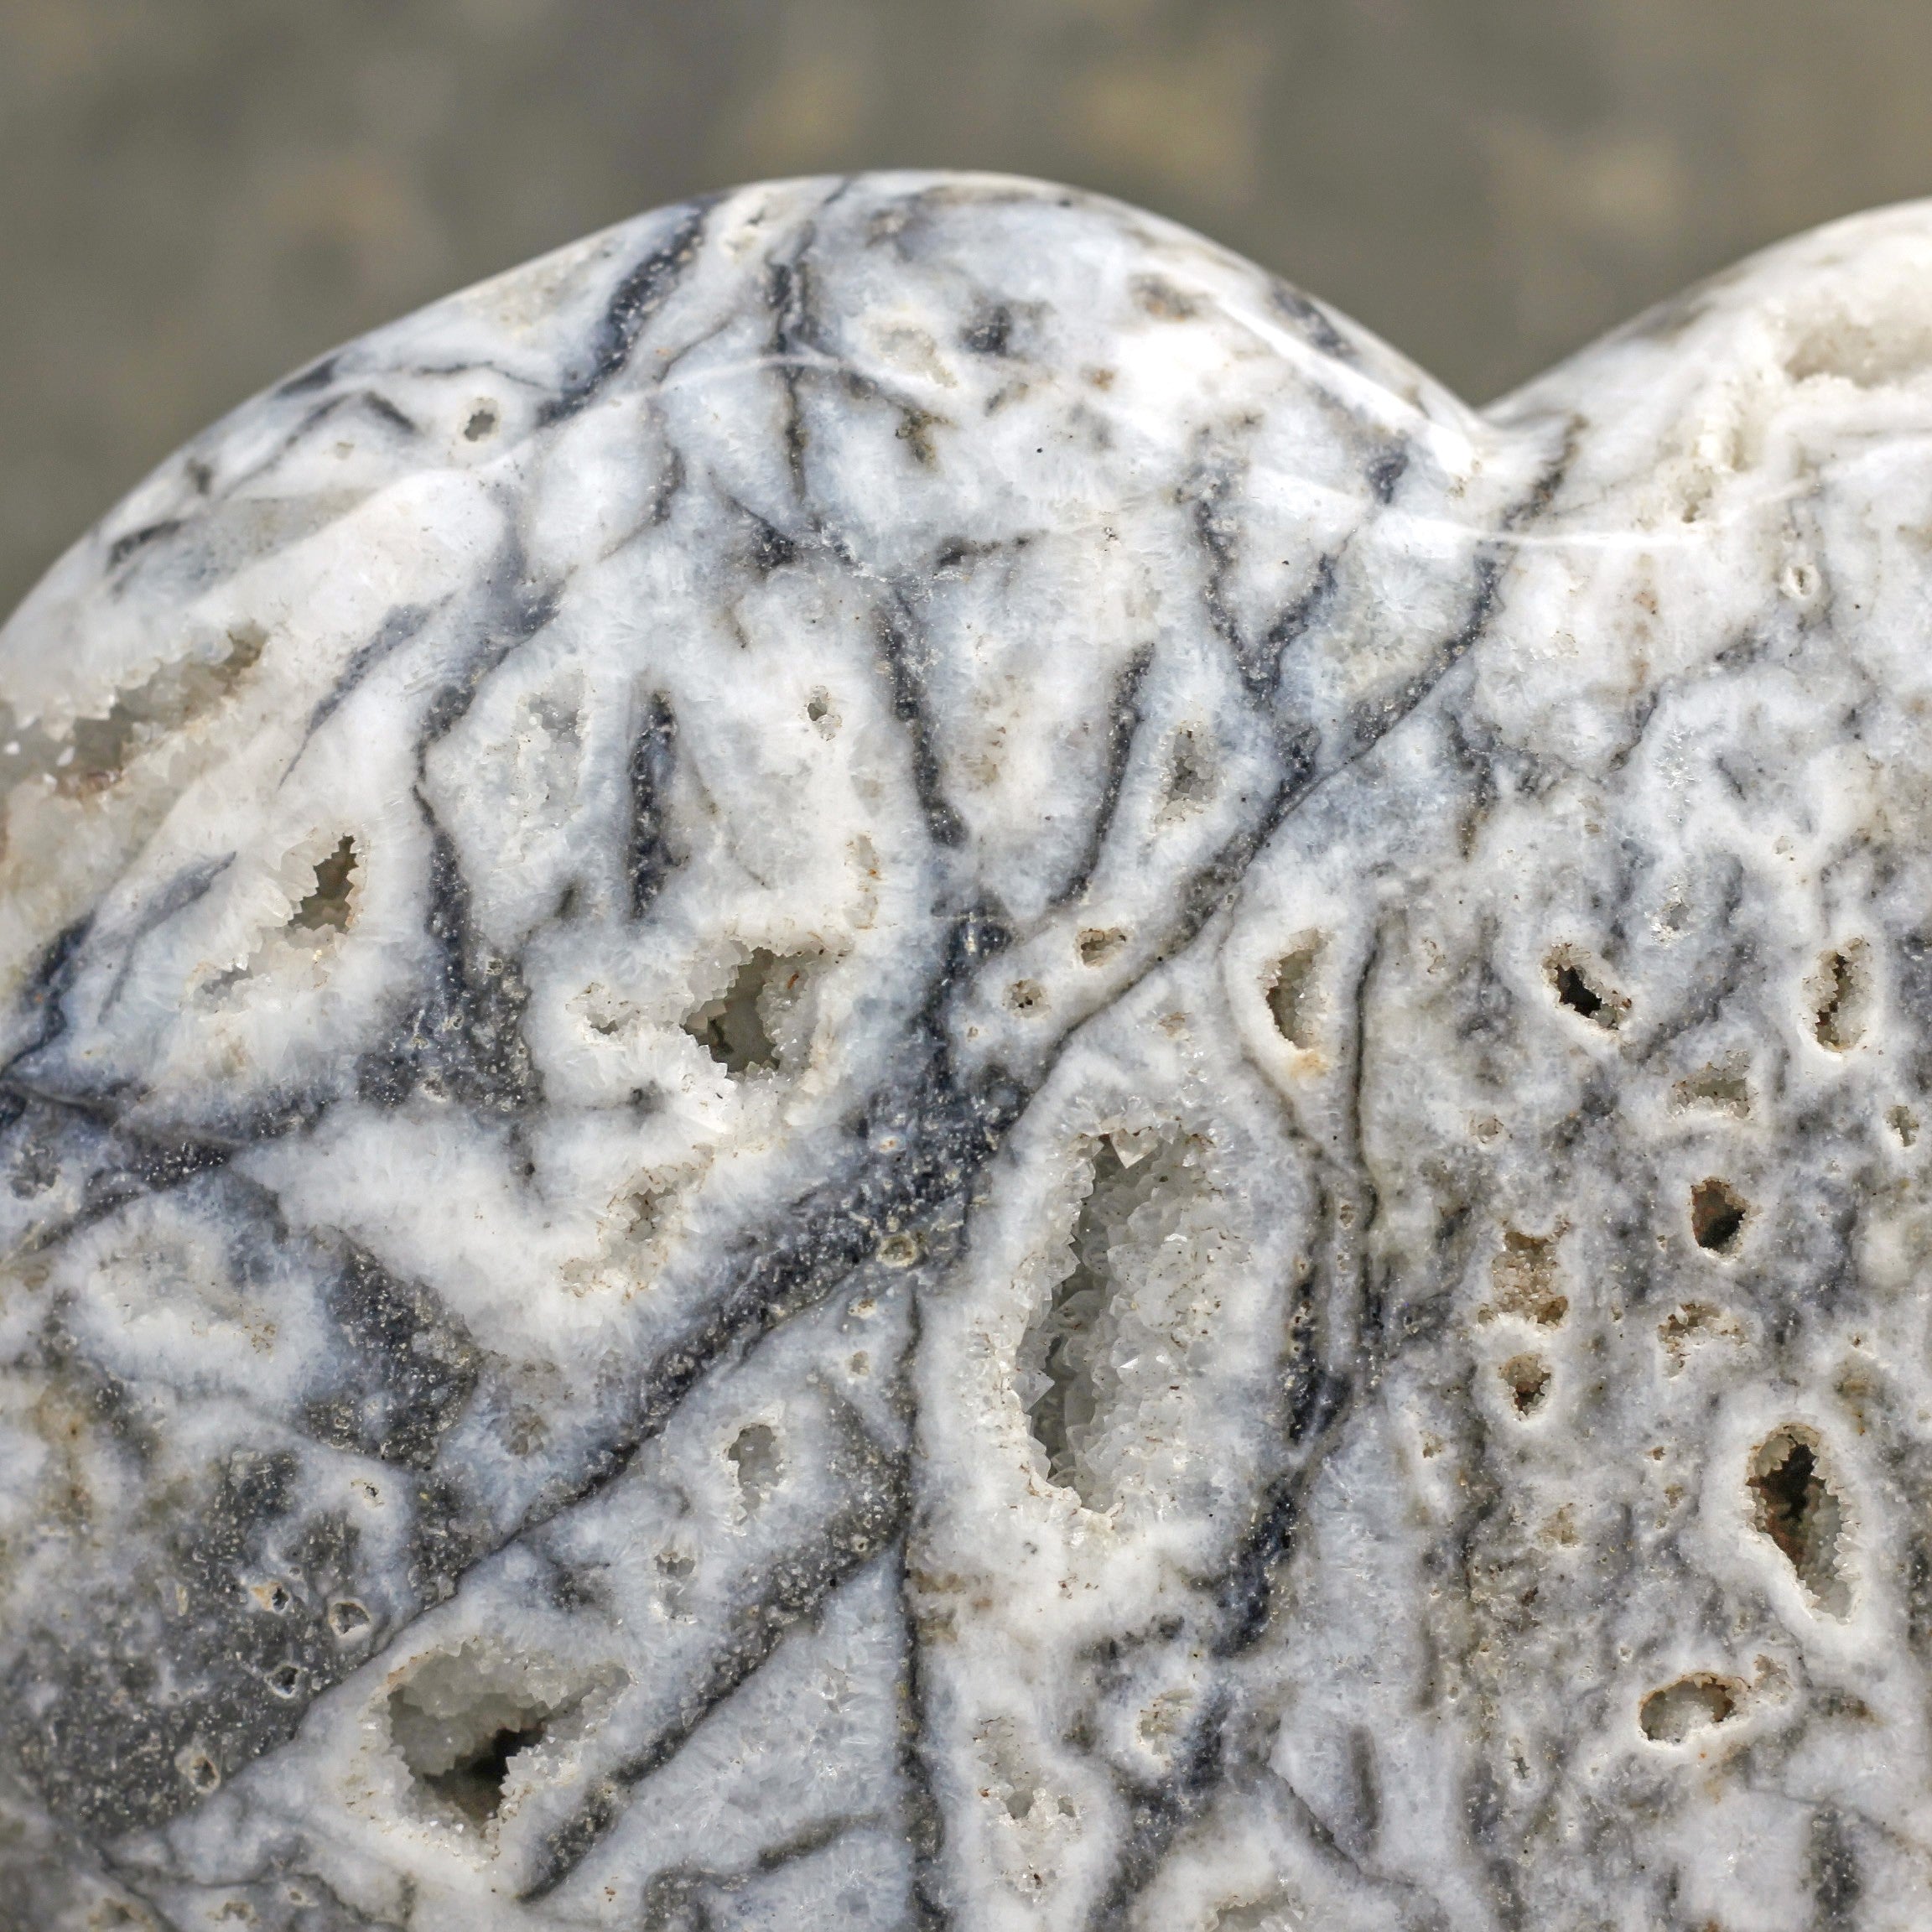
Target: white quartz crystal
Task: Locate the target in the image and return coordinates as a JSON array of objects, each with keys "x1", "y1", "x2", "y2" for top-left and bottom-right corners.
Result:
[{"x1": 3, "y1": 172, "x2": 1931, "y2": 1929}]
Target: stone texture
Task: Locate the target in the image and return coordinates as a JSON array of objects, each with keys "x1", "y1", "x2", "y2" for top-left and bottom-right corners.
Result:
[{"x1": 3, "y1": 172, "x2": 1932, "y2": 1928}]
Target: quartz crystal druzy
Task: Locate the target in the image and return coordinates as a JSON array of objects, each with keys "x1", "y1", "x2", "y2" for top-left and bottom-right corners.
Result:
[{"x1": 3, "y1": 173, "x2": 1932, "y2": 1929}]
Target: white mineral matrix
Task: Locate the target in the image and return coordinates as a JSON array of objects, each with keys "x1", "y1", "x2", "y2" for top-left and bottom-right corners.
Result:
[{"x1": 0, "y1": 173, "x2": 1927, "y2": 1929}]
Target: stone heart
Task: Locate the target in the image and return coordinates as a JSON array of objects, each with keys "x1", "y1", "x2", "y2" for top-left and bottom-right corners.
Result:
[{"x1": 3, "y1": 174, "x2": 1929, "y2": 1928}]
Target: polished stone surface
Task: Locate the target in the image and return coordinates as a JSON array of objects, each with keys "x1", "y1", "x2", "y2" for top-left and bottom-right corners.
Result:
[{"x1": 3, "y1": 173, "x2": 1932, "y2": 1928}]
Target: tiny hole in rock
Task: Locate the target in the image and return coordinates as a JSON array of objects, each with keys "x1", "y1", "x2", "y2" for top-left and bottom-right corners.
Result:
[
  {"x1": 1749, "y1": 1427, "x2": 1850, "y2": 1615},
  {"x1": 1546, "y1": 948, "x2": 1626, "y2": 1028},
  {"x1": 388, "y1": 1649, "x2": 561, "y2": 1825},
  {"x1": 1639, "y1": 1674, "x2": 1739, "y2": 1743},
  {"x1": 1500, "y1": 1353, "x2": 1550, "y2": 1415},
  {"x1": 683, "y1": 948, "x2": 812, "y2": 1075},
  {"x1": 806, "y1": 688, "x2": 831, "y2": 723},
  {"x1": 463, "y1": 404, "x2": 498, "y2": 441},
  {"x1": 1078, "y1": 927, "x2": 1126, "y2": 967},
  {"x1": 728, "y1": 1422, "x2": 782, "y2": 1510},
  {"x1": 290, "y1": 837, "x2": 357, "y2": 933},
  {"x1": 1266, "y1": 938, "x2": 1322, "y2": 1050},
  {"x1": 1165, "y1": 726, "x2": 1214, "y2": 808},
  {"x1": 1690, "y1": 1178, "x2": 1748, "y2": 1253},
  {"x1": 327, "y1": 1598, "x2": 371, "y2": 1639},
  {"x1": 877, "y1": 1231, "x2": 921, "y2": 1268},
  {"x1": 1812, "y1": 943, "x2": 1868, "y2": 1052},
  {"x1": 1890, "y1": 1104, "x2": 1919, "y2": 1147},
  {"x1": 268, "y1": 1663, "x2": 304, "y2": 1698},
  {"x1": 1213, "y1": 1896, "x2": 1305, "y2": 1931},
  {"x1": 1005, "y1": 979, "x2": 1046, "y2": 1015},
  {"x1": 184, "y1": 1752, "x2": 221, "y2": 1793},
  {"x1": 1490, "y1": 1229, "x2": 1567, "y2": 1326},
  {"x1": 1673, "y1": 1060, "x2": 1750, "y2": 1116}
]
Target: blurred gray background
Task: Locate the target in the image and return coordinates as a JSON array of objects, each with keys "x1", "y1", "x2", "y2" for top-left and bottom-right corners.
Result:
[{"x1": 5, "y1": 0, "x2": 1932, "y2": 616}]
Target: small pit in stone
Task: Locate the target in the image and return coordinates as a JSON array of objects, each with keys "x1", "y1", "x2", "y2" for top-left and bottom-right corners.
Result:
[
  {"x1": 290, "y1": 836, "x2": 357, "y2": 933},
  {"x1": 1213, "y1": 1900, "x2": 1301, "y2": 1932},
  {"x1": 1749, "y1": 1426, "x2": 1850, "y2": 1616},
  {"x1": 1657, "y1": 1301, "x2": 1742, "y2": 1375},
  {"x1": 328, "y1": 1598, "x2": 371, "y2": 1640},
  {"x1": 1673, "y1": 1059, "x2": 1751, "y2": 1116},
  {"x1": 389, "y1": 1646, "x2": 564, "y2": 1826},
  {"x1": 1163, "y1": 726, "x2": 1215, "y2": 809},
  {"x1": 1545, "y1": 948, "x2": 1627, "y2": 1029},
  {"x1": 1265, "y1": 937, "x2": 1322, "y2": 1050},
  {"x1": 1811, "y1": 942, "x2": 1869, "y2": 1052},
  {"x1": 1005, "y1": 979, "x2": 1047, "y2": 1015},
  {"x1": 683, "y1": 948, "x2": 814, "y2": 1076},
  {"x1": 1690, "y1": 1178, "x2": 1748, "y2": 1254},
  {"x1": 1078, "y1": 927, "x2": 1126, "y2": 967},
  {"x1": 1639, "y1": 1673, "x2": 1741, "y2": 1744},
  {"x1": 1488, "y1": 1228, "x2": 1568, "y2": 1326},
  {"x1": 1500, "y1": 1353, "x2": 1550, "y2": 1415},
  {"x1": 877, "y1": 1231, "x2": 921, "y2": 1269},
  {"x1": 727, "y1": 1422, "x2": 782, "y2": 1511}
]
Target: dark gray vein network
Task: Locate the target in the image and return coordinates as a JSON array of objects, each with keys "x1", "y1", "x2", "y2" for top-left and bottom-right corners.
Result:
[{"x1": 1, "y1": 174, "x2": 1930, "y2": 1930}]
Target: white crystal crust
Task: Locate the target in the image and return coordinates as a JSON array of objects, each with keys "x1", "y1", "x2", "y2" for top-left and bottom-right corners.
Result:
[{"x1": 2, "y1": 173, "x2": 1932, "y2": 1929}]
